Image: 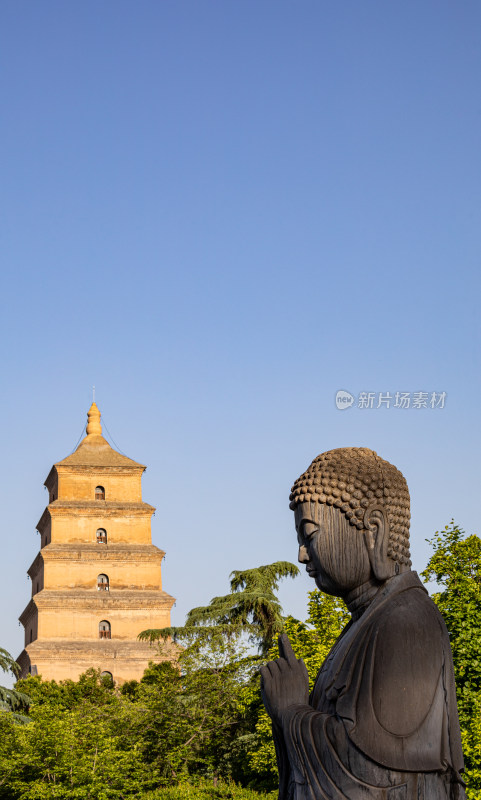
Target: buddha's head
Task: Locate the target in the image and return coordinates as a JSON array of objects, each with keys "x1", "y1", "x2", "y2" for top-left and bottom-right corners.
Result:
[{"x1": 289, "y1": 448, "x2": 411, "y2": 597}]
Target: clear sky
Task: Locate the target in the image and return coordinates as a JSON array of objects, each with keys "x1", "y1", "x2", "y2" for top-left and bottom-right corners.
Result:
[{"x1": 1, "y1": 1, "x2": 480, "y2": 679}]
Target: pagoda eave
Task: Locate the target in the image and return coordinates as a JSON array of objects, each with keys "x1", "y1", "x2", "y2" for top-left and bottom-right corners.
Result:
[{"x1": 23, "y1": 589, "x2": 176, "y2": 611}]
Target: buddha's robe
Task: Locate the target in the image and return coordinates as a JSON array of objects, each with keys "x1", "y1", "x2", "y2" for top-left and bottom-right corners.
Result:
[{"x1": 274, "y1": 572, "x2": 465, "y2": 800}]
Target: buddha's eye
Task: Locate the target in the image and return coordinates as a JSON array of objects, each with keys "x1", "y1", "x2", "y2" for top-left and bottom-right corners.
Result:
[{"x1": 303, "y1": 522, "x2": 319, "y2": 539}]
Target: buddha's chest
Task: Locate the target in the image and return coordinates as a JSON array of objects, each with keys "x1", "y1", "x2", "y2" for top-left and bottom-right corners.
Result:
[{"x1": 309, "y1": 618, "x2": 361, "y2": 713}]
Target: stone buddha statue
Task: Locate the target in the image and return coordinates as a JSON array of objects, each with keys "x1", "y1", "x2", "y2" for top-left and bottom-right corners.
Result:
[{"x1": 260, "y1": 448, "x2": 465, "y2": 800}]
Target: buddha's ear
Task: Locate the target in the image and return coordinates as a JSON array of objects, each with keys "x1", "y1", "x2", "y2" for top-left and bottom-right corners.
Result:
[{"x1": 363, "y1": 504, "x2": 396, "y2": 581}]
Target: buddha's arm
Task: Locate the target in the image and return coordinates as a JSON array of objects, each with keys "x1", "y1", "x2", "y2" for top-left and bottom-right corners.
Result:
[
  {"x1": 260, "y1": 635, "x2": 320, "y2": 797},
  {"x1": 268, "y1": 704, "x2": 346, "y2": 800}
]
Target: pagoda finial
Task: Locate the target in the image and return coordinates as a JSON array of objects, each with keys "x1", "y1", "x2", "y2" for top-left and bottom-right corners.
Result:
[{"x1": 86, "y1": 402, "x2": 102, "y2": 436}]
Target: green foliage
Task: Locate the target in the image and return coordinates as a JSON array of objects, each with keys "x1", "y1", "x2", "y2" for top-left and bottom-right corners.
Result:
[
  {"x1": 11, "y1": 655, "x2": 262, "y2": 798},
  {"x1": 0, "y1": 563, "x2": 300, "y2": 798},
  {"x1": 1, "y1": 669, "x2": 149, "y2": 799},
  {"x1": 140, "y1": 561, "x2": 300, "y2": 656},
  {"x1": 139, "y1": 780, "x2": 276, "y2": 799},
  {"x1": 17, "y1": 667, "x2": 119, "y2": 711},
  {"x1": 0, "y1": 648, "x2": 20, "y2": 677},
  {"x1": 131, "y1": 631, "x2": 260, "y2": 782},
  {"x1": 0, "y1": 648, "x2": 29, "y2": 724},
  {"x1": 137, "y1": 561, "x2": 301, "y2": 787},
  {"x1": 422, "y1": 522, "x2": 481, "y2": 798}
]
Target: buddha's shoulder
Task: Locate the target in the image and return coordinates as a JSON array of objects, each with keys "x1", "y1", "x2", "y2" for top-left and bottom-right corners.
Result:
[
  {"x1": 369, "y1": 583, "x2": 447, "y2": 691},
  {"x1": 375, "y1": 581, "x2": 448, "y2": 644}
]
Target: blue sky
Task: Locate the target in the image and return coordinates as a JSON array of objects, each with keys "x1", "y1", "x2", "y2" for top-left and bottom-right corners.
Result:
[{"x1": 1, "y1": 1, "x2": 480, "y2": 678}]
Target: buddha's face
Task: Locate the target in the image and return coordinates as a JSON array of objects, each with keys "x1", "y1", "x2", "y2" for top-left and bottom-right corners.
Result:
[{"x1": 295, "y1": 501, "x2": 373, "y2": 596}]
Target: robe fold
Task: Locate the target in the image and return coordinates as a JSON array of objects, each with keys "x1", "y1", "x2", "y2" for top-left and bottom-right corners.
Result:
[{"x1": 274, "y1": 572, "x2": 465, "y2": 800}]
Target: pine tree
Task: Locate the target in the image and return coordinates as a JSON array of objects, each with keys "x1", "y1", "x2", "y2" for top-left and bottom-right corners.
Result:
[{"x1": 140, "y1": 561, "x2": 299, "y2": 655}]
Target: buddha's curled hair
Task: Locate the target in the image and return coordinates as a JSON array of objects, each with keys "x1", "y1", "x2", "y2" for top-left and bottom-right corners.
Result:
[{"x1": 289, "y1": 447, "x2": 411, "y2": 567}]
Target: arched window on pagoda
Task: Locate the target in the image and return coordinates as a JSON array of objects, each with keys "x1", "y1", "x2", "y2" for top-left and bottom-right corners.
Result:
[
  {"x1": 99, "y1": 620, "x2": 111, "y2": 639},
  {"x1": 95, "y1": 486, "x2": 105, "y2": 500},
  {"x1": 97, "y1": 574, "x2": 109, "y2": 592},
  {"x1": 96, "y1": 528, "x2": 107, "y2": 544},
  {"x1": 100, "y1": 671, "x2": 113, "y2": 686}
]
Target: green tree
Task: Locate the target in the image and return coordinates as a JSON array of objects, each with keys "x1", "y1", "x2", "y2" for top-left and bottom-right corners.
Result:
[
  {"x1": 0, "y1": 648, "x2": 29, "y2": 724},
  {"x1": 133, "y1": 629, "x2": 261, "y2": 783},
  {"x1": 140, "y1": 562, "x2": 299, "y2": 656},
  {"x1": 422, "y1": 522, "x2": 481, "y2": 797},
  {"x1": 1, "y1": 669, "x2": 152, "y2": 800},
  {"x1": 138, "y1": 562, "x2": 301, "y2": 786}
]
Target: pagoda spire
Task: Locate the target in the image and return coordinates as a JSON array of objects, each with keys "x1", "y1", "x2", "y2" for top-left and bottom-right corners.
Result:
[{"x1": 86, "y1": 402, "x2": 102, "y2": 436}]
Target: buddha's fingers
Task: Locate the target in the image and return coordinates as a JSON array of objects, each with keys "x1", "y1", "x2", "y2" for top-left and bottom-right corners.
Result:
[
  {"x1": 278, "y1": 633, "x2": 298, "y2": 667},
  {"x1": 260, "y1": 661, "x2": 279, "y2": 680},
  {"x1": 259, "y1": 665, "x2": 272, "y2": 688}
]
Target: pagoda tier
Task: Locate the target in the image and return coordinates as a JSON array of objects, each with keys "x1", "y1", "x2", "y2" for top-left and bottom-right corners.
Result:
[
  {"x1": 18, "y1": 402, "x2": 175, "y2": 684},
  {"x1": 16, "y1": 640, "x2": 171, "y2": 685}
]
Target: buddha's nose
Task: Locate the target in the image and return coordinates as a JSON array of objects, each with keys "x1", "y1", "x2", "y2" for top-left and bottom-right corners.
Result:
[{"x1": 298, "y1": 545, "x2": 309, "y2": 564}]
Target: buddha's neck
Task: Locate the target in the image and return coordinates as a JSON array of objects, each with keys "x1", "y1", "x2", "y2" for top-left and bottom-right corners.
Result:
[{"x1": 344, "y1": 578, "x2": 382, "y2": 621}]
